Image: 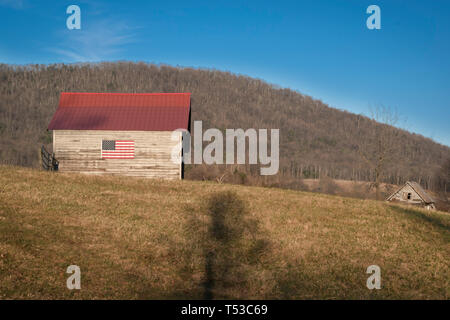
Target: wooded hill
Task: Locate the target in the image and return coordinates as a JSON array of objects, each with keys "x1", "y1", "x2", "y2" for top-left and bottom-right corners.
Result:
[{"x1": 0, "y1": 62, "x2": 449, "y2": 192}]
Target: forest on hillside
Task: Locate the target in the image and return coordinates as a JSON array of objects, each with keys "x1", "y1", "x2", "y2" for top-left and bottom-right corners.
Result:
[{"x1": 0, "y1": 62, "x2": 449, "y2": 195}]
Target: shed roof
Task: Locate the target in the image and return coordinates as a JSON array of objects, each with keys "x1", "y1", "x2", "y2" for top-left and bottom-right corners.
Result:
[
  {"x1": 48, "y1": 92, "x2": 190, "y2": 131},
  {"x1": 406, "y1": 181, "x2": 434, "y2": 203}
]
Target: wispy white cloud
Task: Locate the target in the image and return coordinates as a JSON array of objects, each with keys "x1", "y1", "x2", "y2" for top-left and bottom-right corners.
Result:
[
  {"x1": 0, "y1": 0, "x2": 27, "y2": 9},
  {"x1": 49, "y1": 18, "x2": 140, "y2": 62}
]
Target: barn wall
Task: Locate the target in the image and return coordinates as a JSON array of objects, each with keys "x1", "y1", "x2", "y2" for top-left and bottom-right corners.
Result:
[
  {"x1": 389, "y1": 184, "x2": 423, "y2": 204},
  {"x1": 53, "y1": 130, "x2": 182, "y2": 179}
]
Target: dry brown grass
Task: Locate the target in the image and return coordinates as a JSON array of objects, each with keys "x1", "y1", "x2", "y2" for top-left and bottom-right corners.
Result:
[{"x1": 0, "y1": 165, "x2": 448, "y2": 299}]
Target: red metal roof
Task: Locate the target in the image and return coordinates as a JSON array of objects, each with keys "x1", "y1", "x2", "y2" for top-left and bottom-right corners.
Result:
[{"x1": 48, "y1": 92, "x2": 190, "y2": 131}]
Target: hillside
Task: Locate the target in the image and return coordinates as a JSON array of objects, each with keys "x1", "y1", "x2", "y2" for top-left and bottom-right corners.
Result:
[
  {"x1": 0, "y1": 62, "x2": 449, "y2": 192},
  {"x1": 0, "y1": 166, "x2": 449, "y2": 299}
]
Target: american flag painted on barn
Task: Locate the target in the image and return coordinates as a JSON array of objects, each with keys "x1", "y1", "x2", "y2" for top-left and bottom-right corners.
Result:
[{"x1": 101, "y1": 140, "x2": 135, "y2": 159}]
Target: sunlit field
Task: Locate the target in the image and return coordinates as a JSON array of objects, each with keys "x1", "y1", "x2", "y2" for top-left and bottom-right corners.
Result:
[{"x1": 0, "y1": 166, "x2": 448, "y2": 299}]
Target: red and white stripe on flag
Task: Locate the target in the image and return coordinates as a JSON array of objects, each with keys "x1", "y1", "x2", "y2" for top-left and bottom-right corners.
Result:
[{"x1": 102, "y1": 140, "x2": 135, "y2": 159}]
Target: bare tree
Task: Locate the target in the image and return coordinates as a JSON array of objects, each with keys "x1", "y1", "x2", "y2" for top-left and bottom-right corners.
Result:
[
  {"x1": 434, "y1": 158, "x2": 450, "y2": 193},
  {"x1": 355, "y1": 106, "x2": 401, "y2": 200}
]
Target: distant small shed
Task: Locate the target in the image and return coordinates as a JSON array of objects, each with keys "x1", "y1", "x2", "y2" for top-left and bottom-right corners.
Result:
[
  {"x1": 47, "y1": 92, "x2": 191, "y2": 180},
  {"x1": 386, "y1": 181, "x2": 435, "y2": 210}
]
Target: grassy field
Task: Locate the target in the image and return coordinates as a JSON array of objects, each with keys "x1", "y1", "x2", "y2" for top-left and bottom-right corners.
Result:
[{"x1": 0, "y1": 165, "x2": 448, "y2": 299}]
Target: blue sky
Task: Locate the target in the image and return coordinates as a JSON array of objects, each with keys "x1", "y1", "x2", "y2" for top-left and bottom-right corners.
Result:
[{"x1": 1, "y1": 0, "x2": 449, "y2": 146}]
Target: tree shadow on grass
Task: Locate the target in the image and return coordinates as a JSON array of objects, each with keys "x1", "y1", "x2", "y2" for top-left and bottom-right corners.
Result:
[{"x1": 185, "y1": 191, "x2": 270, "y2": 299}]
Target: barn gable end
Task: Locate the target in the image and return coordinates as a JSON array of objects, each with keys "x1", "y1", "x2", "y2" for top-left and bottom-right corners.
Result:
[{"x1": 386, "y1": 181, "x2": 435, "y2": 209}]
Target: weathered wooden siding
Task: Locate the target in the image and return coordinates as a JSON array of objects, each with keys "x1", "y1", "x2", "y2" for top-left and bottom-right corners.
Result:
[
  {"x1": 53, "y1": 130, "x2": 181, "y2": 179},
  {"x1": 389, "y1": 184, "x2": 423, "y2": 204}
]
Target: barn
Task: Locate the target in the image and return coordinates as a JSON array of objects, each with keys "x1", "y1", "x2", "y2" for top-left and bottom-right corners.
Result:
[
  {"x1": 47, "y1": 92, "x2": 191, "y2": 179},
  {"x1": 386, "y1": 181, "x2": 436, "y2": 210}
]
